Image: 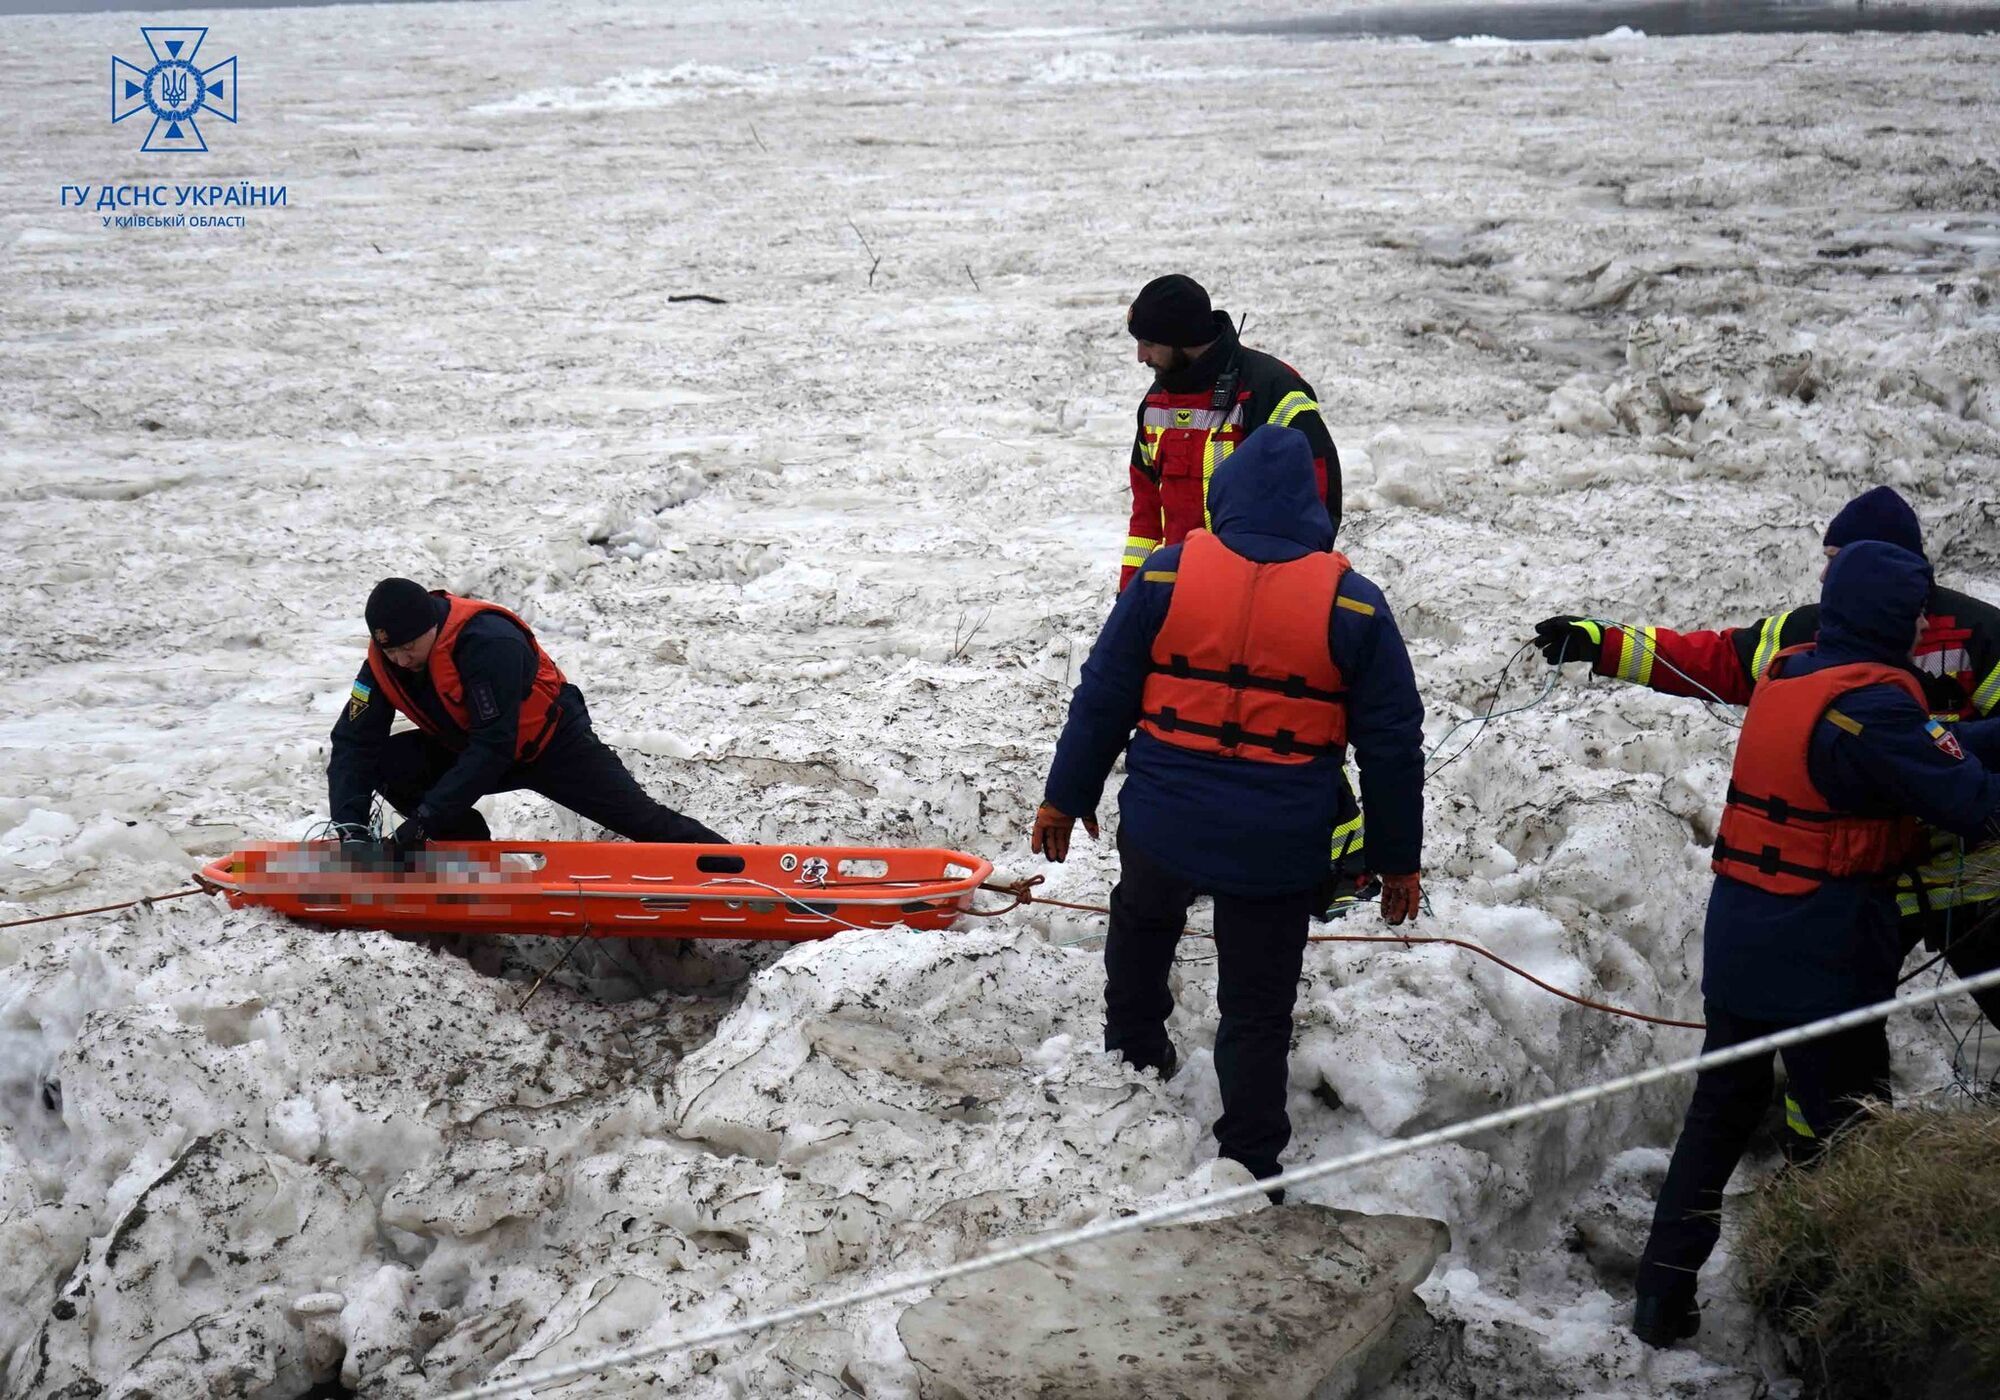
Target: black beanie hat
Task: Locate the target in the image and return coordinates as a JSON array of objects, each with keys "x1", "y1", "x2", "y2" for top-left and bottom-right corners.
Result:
[
  {"x1": 1128, "y1": 274, "x2": 1215, "y2": 347},
  {"x1": 366, "y1": 578, "x2": 439, "y2": 647},
  {"x1": 1823, "y1": 485, "x2": 1926, "y2": 560}
]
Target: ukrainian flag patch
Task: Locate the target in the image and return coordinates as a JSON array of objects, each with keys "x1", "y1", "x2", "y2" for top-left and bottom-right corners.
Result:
[
  {"x1": 1927, "y1": 718, "x2": 1965, "y2": 760},
  {"x1": 348, "y1": 680, "x2": 372, "y2": 722}
]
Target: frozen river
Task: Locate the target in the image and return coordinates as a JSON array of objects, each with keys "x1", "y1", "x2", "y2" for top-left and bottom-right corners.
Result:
[{"x1": 1198, "y1": 1, "x2": 2000, "y2": 42}]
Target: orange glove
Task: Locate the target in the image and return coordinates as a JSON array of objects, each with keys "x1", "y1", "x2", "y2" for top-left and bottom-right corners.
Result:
[
  {"x1": 1030, "y1": 802, "x2": 1099, "y2": 863},
  {"x1": 1380, "y1": 871, "x2": 1421, "y2": 926}
]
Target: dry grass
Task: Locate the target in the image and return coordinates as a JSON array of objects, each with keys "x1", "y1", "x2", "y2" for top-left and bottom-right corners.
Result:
[{"x1": 1739, "y1": 1103, "x2": 2000, "y2": 1397}]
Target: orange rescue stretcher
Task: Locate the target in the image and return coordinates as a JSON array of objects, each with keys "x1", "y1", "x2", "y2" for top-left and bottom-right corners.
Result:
[{"x1": 196, "y1": 841, "x2": 993, "y2": 941}]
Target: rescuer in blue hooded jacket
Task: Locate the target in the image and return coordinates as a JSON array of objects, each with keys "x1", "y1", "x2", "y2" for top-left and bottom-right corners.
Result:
[
  {"x1": 1032, "y1": 424, "x2": 1425, "y2": 1192},
  {"x1": 1634, "y1": 540, "x2": 2000, "y2": 1349}
]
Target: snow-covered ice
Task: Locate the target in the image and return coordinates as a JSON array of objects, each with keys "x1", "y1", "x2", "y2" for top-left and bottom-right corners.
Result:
[{"x1": 2, "y1": 0, "x2": 1997, "y2": 1394}]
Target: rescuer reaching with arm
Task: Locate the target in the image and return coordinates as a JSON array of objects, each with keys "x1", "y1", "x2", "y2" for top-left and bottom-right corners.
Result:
[
  {"x1": 1032, "y1": 424, "x2": 1423, "y2": 1196},
  {"x1": 1534, "y1": 484, "x2": 2000, "y2": 1032},
  {"x1": 327, "y1": 578, "x2": 724, "y2": 854},
  {"x1": 1119, "y1": 274, "x2": 1342, "y2": 589},
  {"x1": 1631, "y1": 541, "x2": 2000, "y2": 1349}
]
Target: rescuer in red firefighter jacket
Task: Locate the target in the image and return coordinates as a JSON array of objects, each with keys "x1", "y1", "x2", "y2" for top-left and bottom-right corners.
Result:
[
  {"x1": 1632, "y1": 540, "x2": 2000, "y2": 1350},
  {"x1": 326, "y1": 579, "x2": 725, "y2": 855},
  {"x1": 1033, "y1": 424, "x2": 1424, "y2": 1193},
  {"x1": 1534, "y1": 485, "x2": 2000, "y2": 1032},
  {"x1": 1119, "y1": 274, "x2": 1341, "y2": 590}
]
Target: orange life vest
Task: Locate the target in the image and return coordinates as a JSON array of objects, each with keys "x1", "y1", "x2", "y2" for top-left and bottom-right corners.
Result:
[
  {"x1": 1137, "y1": 530, "x2": 1349, "y2": 765},
  {"x1": 367, "y1": 594, "x2": 568, "y2": 761},
  {"x1": 1711, "y1": 648, "x2": 1926, "y2": 896}
]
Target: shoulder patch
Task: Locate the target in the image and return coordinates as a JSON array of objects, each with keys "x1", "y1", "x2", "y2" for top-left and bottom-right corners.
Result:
[
  {"x1": 1824, "y1": 708, "x2": 1864, "y2": 736},
  {"x1": 1141, "y1": 570, "x2": 1177, "y2": 584},
  {"x1": 347, "y1": 680, "x2": 371, "y2": 722},
  {"x1": 1334, "y1": 595, "x2": 1376, "y2": 616},
  {"x1": 468, "y1": 679, "x2": 501, "y2": 727},
  {"x1": 1926, "y1": 718, "x2": 1966, "y2": 761}
]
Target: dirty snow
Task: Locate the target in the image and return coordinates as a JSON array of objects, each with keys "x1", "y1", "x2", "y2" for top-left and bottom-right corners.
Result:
[{"x1": 2, "y1": 1, "x2": 1997, "y2": 1396}]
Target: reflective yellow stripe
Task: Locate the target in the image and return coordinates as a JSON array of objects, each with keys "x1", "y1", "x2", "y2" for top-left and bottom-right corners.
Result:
[
  {"x1": 1752, "y1": 611, "x2": 1791, "y2": 682},
  {"x1": 1192, "y1": 403, "x2": 1250, "y2": 531},
  {"x1": 1897, "y1": 883, "x2": 1999, "y2": 915},
  {"x1": 1123, "y1": 535, "x2": 1160, "y2": 568},
  {"x1": 1200, "y1": 432, "x2": 1230, "y2": 531},
  {"x1": 1141, "y1": 570, "x2": 1177, "y2": 583},
  {"x1": 1974, "y1": 659, "x2": 2000, "y2": 715},
  {"x1": 1895, "y1": 839, "x2": 1999, "y2": 915},
  {"x1": 1268, "y1": 390, "x2": 1316, "y2": 428},
  {"x1": 1784, "y1": 1094, "x2": 1814, "y2": 1139},
  {"x1": 1139, "y1": 427, "x2": 1161, "y2": 470},
  {"x1": 1824, "y1": 708, "x2": 1863, "y2": 736},
  {"x1": 1331, "y1": 814, "x2": 1365, "y2": 862},
  {"x1": 1615, "y1": 626, "x2": 1657, "y2": 685},
  {"x1": 1335, "y1": 595, "x2": 1376, "y2": 616}
]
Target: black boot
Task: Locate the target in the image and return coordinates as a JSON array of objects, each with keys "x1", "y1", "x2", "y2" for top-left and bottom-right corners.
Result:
[
  {"x1": 1632, "y1": 1294, "x2": 1701, "y2": 1348},
  {"x1": 1120, "y1": 1043, "x2": 1179, "y2": 1081}
]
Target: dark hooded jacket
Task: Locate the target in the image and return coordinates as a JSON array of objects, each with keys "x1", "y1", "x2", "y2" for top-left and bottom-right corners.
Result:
[
  {"x1": 1047, "y1": 425, "x2": 1423, "y2": 895},
  {"x1": 1703, "y1": 541, "x2": 2000, "y2": 1021}
]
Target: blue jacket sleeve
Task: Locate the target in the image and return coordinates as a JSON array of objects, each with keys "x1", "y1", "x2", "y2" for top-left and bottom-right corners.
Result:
[
  {"x1": 419, "y1": 630, "x2": 531, "y2": 824},
  {"x1": 1332, "y1": 572, "x2": 1426, "y2": 875},
  {"x1": 1812, "y1": 684, "x2": 2000, "y2": 843},
  {"x1": 326, "y1": 658, "x2": 392, "y2": 828},
  {"x1": 1948, "y1": 716, "x2": 2000, "y2": 768},
  {"x1": 1043, "y1": 549, "x2": 1178, "y2": 818}
]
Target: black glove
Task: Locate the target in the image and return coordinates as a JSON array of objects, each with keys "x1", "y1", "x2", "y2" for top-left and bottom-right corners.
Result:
[
  {"x1": 388, "y1": 815, "x2": 428, "y2": 861},
  {"x1": 1533, "y1": 616, "x2": 1606, "y2": 667}
]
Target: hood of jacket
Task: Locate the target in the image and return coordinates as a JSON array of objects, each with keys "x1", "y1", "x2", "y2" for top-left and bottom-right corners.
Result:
[
  {"x1": 1205, "y1": 425, "x2": 1333, "y2": 564},
  {"x1": 1817, "y1": 539, "x2": 1933, "y2": 665}
]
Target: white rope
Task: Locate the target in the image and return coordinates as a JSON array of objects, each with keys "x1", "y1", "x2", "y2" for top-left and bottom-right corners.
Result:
[
  {"x1": 1633, "y1": 636, "x2": 1746, "y2": 727},
  {"x1": 443, "y1": 963, "x2": 2000, "y2": 1399},
  {"x1": 700, "y1": 875, "x2": 882, "y2": 934}
]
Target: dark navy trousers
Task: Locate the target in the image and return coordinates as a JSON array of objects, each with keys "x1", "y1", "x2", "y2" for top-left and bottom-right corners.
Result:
[
  {"x1": 374, "y1": 724, "x2": 723, "y2": 845},
  {"x1": 1103, "y1": 830, "x2": 1317, "y2": 1180},
  {"x1": 1635, "y1": 1004, "x2": 1890, "y2": 1306}
]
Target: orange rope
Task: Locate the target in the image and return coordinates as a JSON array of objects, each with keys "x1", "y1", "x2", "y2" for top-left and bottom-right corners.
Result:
[
  {"x1": 964, "y1": 875, "x2": 1112, "y2": 918},
  {"x1": 0, "y1": 885, "x2": 206, "y2": 931},
  {"x1": 977, "y1": 879, "x2": 1704, "y2": 1031},
  {"x1": 1299, "y1": 931, "x2": 1704, "y2": 1029}
]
